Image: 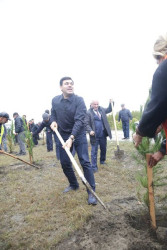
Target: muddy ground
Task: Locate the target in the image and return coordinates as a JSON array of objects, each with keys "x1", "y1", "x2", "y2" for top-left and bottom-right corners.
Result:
[
  {"x1": 56, "y1": 197, "x2": 167, "y2": 250},
  {"x1": 0, "y1": 140, "x2": 167, "y2": 249}
]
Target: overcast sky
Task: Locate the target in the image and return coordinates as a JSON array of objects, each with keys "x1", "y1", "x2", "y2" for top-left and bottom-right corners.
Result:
[{"x1": 0, "y1": 0, "x2": 167, "y2": 122}]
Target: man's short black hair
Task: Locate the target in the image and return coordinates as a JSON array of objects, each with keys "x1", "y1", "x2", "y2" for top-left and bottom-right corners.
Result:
[
  {"x1": 13, "y1": 112, "x2": 18, "y2": 116},
  {"x1": 0, "y1": 112, "x2": 10, "y2": 120},
  {"x1": 60, "y1": 77, "x2": 73, "y2": 86},
  {"x1": 45, "y1": 109, "x2": 50, "y2": 114}
]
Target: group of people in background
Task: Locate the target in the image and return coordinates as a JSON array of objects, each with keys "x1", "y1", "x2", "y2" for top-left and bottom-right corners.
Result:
[
  {"x1": 0, "y1": 83, "x2": 132, "y2": 205},
  {"x1": 0, "y1": 111, "x2": 60, "y2": 159},
  {"x1": 1, "y1": 33, "x2": 167, "y2": 205}
]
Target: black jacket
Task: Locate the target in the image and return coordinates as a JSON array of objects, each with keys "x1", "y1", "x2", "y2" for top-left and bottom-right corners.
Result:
[
  {"x1": 51, "y1": 94, "x2": 87, "y2": 137},
  {"x1": 32, "y1": 120, "x2": 52, "y2": 136},
  {"x1": 14, "y1": 116, "x2": 24, "y2": 133},
  {"x1": 118, "y1": 109, "x2": 132, "y2": 122},
  {"x1": 85, "y1": 103, "x2": 112, "y2": 144},
  {"x1": 138, "y1": 59, "x2": 167, "y2": 138}
]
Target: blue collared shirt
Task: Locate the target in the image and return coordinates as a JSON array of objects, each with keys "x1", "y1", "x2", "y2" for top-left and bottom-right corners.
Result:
[{"x1": 51, "y1": 94, "x2": 87, "y2": 137}]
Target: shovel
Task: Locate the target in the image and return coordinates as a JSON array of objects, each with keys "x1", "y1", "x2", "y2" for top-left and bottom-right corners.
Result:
[
  {"x1": 0, "y1": 150, "x2": 40, "y2": 169},
  {"x1": 111, "y1": 102, "x2": 124, "y2": 158},
  {"x1": 53, "y1": 127, "x2": 107, "y2": 209}
]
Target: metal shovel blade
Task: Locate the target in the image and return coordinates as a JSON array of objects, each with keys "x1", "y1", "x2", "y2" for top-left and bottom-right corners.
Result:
[{"x1": 114, "y1": 146, "x2": 124, "y2": 158}]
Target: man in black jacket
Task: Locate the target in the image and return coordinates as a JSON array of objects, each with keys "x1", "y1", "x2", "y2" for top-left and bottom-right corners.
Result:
[
  {"x1": 31, "y1": 122, "x2": 41, "y2": 145},
  {"x1": 85, "y1": 100, "x2": 112, "y2": 172},
  {"x1": 133, "y1": 34, "x2": 167, "y2": 167},
  {"x1": 50, "y1": 76, "x2": 97, "y2": 205},
  {"x1": 13, "y1": 112, "x2": 26, "y2": 155},
  {"x1": 118, "y1": 104, "x2": 132, "y2": 139},
  {"x1": 32, "y1": 113, "x2": 60, "y2": 160}
]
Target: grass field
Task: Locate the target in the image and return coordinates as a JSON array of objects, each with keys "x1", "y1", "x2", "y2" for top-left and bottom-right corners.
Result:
[{"x1": 0, "y1": 139, "x2": 167, "y2": 249}]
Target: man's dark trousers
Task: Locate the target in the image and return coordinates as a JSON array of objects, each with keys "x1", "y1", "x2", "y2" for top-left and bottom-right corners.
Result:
[
  {"x1": 59, "y1": 132, "x2": 95, "y2": 191},
  {"x1": 46, "y1": 131, "x2": 60, "y2": 160},
  {"x1": 53, "y1": 132, "x2": 60, "y2": 160},
  {"x1": 46, "y1": 131, "x2": 53, "y2": 151},
  {"x1": 33, "y1": 135, "x2": 38, "y2": 145},
  {"x1": 91, "y1": 132, "x2": 107, "y2": 169},
  {"x1": 122, "y1": 121, "x2": 129, "y2": 138}
]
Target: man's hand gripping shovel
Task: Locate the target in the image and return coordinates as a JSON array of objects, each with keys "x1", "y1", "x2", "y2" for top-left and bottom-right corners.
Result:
[{"x1": 52, "y1": 127, "x2": 107, "y2": 209}]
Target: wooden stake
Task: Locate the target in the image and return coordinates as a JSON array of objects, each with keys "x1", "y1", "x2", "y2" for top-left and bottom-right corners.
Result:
[
  {"x1": 146, "y1": 153, "x2": 156, "y2": 229},
  {"x1": 0, "y1": 150, "x2": 40, "y2": 169},
  {"x1": 29, "y1": 154, "x2": 33, "y2": 164}
]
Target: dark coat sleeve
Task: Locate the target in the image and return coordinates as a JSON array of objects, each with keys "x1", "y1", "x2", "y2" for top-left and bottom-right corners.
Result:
[
  {"x1": 138, "y1": 60, "x2": 167, "y2": 138},
  {"x1": 85, "y1": 111, "x2": 94, "y2": 133},
  {"x1": 15, "y1": 117, "x2": 24, "y2": 133},
  {"x1": 32, "y1": 123, "x2": 45, "y2": 136},
  {"x1": 103, "y1": 102, "x2": 112, "y2": 114},
  {"x1": 71, "y1": 97, "x2": 87, "y2": 137},
  {"x1": 100, "y1": 107, "x2": 112, "y2": 139},
  {"x1": 50, "y1": 97, "x2": 58, "y2": 123},
  {"x1": 85, "y1": 110, "x2": 96, "y2": 144}
]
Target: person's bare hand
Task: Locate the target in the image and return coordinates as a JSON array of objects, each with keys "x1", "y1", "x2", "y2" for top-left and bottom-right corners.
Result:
[
  {"x1": 133, "y1": 133, "x2": 143, "y2": 147},
  {"x1": 50, "y1": 121, "x2": 57, "y2": 131},
  {"x1": 149, "y1": 151, "x2": 164, "y2": 167},
  {"x1": 90, "y1": 131, "x2": 95, "y2": 136},
  {"x1": 63, "y1": 138, "x2": 73, "y2": 150}
]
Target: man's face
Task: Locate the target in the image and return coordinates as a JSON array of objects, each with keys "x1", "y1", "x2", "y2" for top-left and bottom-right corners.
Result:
[
  {"x1": 0, "y1": 117, "x2": 8, "y2": 124},
  {"x1": 60, "y1": 79, "x2": 74, "y2": 97},
  {"x1": 91, "y1": 101, "x2": 99, "y2": 111}
]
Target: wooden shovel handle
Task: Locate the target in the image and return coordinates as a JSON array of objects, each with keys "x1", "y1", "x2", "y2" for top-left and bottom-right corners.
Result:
[
  {"x1": 111, "y1": 102, "x2": 119, "y2": 146},
  {"x1": 0, "y1": 150, "x2": 40, "y2": 169}
]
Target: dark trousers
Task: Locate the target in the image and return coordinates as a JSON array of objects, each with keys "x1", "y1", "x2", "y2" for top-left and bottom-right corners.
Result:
[
  {"x1": 46, "y1": 131, "x2": 60, "y2": 160},
  {"x1": 46, "y1": 131, "x2": 53, "y2": 151},
  {"x1": 91, "y1": 132, "x2": 107, "y2": 169},
  {"x1": 122, "y1": 121, "x2": 130, "y2": 138},
  {"x1": 59, "y1": 132, "x2": 95, "y2": 192},
  {"x1": 33, "y1": 135, "x2": 38, "y2": 145},
  {"x1": 53, "y1": 132, "x2": 60, "y2": 160}
]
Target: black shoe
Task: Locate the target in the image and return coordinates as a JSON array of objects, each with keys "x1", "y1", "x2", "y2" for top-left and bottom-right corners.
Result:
[
  {"x1": 100, "y1": 161, "x2": 106, "y2": 165},
  {"x1": 88, "y1": 193, "x2": 97, "y2": 205},
  {"x1": 63, "y1": 185, "x2": 79, "y2": 193},
  {"x1": 15, "y1": 152, "x2": 22, "y2": 156},
  {"x1": 21, "y1": 152, "x2": 26, "y2": 155}
]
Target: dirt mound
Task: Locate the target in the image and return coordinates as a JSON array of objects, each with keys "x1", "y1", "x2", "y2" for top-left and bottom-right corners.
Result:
[{"x1": 56, "y1": 197, "x2": 167, "y2": 250}]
